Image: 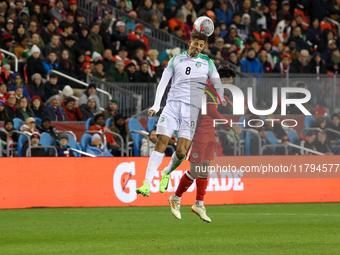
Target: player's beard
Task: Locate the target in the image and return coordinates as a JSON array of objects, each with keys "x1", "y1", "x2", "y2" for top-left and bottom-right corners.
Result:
[{"x1": 189, "y1": 48, "x2": 200, "y2": 57}]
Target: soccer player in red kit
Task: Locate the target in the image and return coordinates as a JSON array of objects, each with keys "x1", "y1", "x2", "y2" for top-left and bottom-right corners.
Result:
[{"x1": 168, "y1": 65, "x2": 241, "y2": 222}]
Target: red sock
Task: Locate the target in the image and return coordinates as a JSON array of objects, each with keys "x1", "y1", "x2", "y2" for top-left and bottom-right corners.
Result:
[
  {"x1": 175, "y1": 171, "x2": 194, "y2": 197},
  {"x1": 196, "y1": 178, "x2": 208, "y2": 201}
]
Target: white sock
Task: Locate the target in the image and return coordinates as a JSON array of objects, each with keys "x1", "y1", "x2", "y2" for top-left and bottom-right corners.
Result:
[
  {"x1": 164, "y1": 152, "x2": 184, "y2": 174},
  {"x1": 172, "y1": 194, "x2": 181, "y2": 201},
  {"x1": 145, "y1": 151, "x2": 164, "y2": 185},
  {"x1": 195, "y1": 200, "x2": 204, "y2": 206}
]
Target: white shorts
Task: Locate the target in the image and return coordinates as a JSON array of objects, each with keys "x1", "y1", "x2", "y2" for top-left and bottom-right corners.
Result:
[{"x1": 156, "y1": 101, "x2": 200, "y2": 141}]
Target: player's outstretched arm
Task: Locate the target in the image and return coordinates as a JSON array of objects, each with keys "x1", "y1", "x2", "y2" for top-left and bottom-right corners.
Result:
[{"x1": 148, "y1": 75, "x2": 171, "y2": 118}]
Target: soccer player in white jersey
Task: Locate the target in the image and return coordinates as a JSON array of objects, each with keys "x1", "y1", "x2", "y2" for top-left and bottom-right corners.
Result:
[{"x1": 136, "y1": 30, "x2": 227, "y2": 197}]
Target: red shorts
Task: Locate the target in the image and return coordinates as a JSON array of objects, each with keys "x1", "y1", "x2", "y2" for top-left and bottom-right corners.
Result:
[{"x1": 188, "y1": 135, "x2": 215, "y2": 164}]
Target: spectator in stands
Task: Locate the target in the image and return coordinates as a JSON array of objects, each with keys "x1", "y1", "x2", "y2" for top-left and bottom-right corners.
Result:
[
  {"x1": 107, "y1": 60, "x2": 129, "y2": 82},
  {"x1": 41, "y1": 21, "x2": 56, "y2": 45},
  {"x1": 304, "y1": 0, "x2": 340, "y2": 23},
  {"x1": 215, "y1": 1, "x2": 232, "y2": 26},
  {"x1": 26, "y1": 45, "x2": 46, "y2": 81},
  {"x1": 322, "y1": 39, "x2": 338, "y2": 72},
  {"x1": 264, "y1": 114, "x2": 287, "y2": 139},
  {"x1": 0, "y1": 119, "x2": 19, "y2": 149},
  {"x1": 31, "y1": 95, "x2": 44, "y2": 119},
  {"x1": 88, "y1": 23, "x2": 105, "y2": 56},
  {"x1": 310, "y1": 52, "x2": 327, "y2": 74},
  {"x1": 49, "y1": 0, "x2": 66, "y2": 22},
  {"x1": 29, "y1": 32, "x2": 45, "y2": 51},
  {"x1": 110, "y1": 113, "x2": 132, "y2": 146},
  {"x1": 277, "y1": 0, "x2": 290, "y2": 22},
  {"x1": 8, "y1": 73, "x2": 30, "y2": 101},
  {"x1": 92, "y1": 51, "x2": 102, "y2": 64},
  {"x1": 92, "y1": 61, "x2": 114, "y2": 82},
  {"x1": 273, "y1": 54, "x2": 294, "y2": 73},
  {"x1": 25, "y1": 117, "x2": 38, "y2": 134},
  {"x1": 103, "y1": 98, "x2": 118, "y2": 120},
  {"x1": 112, "y1": 46, "x2": 131, "y2": 66},
  {"x1": 138, "y1": 0, "x2": 153, "y2": 22},
  {"x1": 306, "y1": 18, "x2": 322, "y2": 47},
  {"x1": 37, "y1": 116, "x2": 59, "y2": 141},
  {"x1": 50, "y1": 132, "x2": 75, "y2": 157},
  {"x1": 291, "y1": 50, "x2": 311, "y2": 73},
  {"x1": 314, "y1": 116, "x2": 327, "y2": 130},
  {"x1": 132, "y1": 48, "x2": 146, "y2": 67},
  {"x1": 250, "y1": 126, "x2": 274, "y2": 155},
  {"x1": 44, "y1": 74, "x2": 60, "y2": 100},
  {"x1": 228, "y1": 51, "x2": 241, "y2": 71},
  {"x1": 154, "y1": 1, "x2": 166, "y2": 23},
  {"x1": 62, "y1": 97, "x2": 82, "y2": 121},
  {"x1": 240, "y1": 48, "x2": 263, "y2": 73},
  {"x1": 22, "y1": 132, "x2": 48, "y2": 157},
  {"x1": 43, "y1": 34, "x2": 61, "y2": 58},
  {"x1": 315, "y1": 131, "x2": 332, "y2": 154},
  {"x1": 102, "y1": 49, "x2": 115, "y2": 72},
  {"x1": 147, "y1": 49, "x2": 162, "y2": 79},
  {"x1": 43, "y1": 94, "x2": 66, "y2": 121},
  {"x1": 42, "y1": 51, "x2": 59, "y2": 74},
  {"x1": 135, "y1": 61, "x2": 154, "y2": 82},
  {"x1": 15, "y1": 96, "x2": 35, "y2": 121},
  {"x1": 265, "y1": 1, "x2": 278, "y2": 33},
  {"x1": 4, "y1": 91, "x2": 16, "y2": 119},
  {"x1": 78, "y1": 83, "x2": 101, "y2": 113},
  {"x1": 164, "y1": 0, "x2": 178, "y2": 21},
  {"x1": 295, "y1": 130, "x2": 316, "y2": 155},
  {"x1": 140, "y1": 130, "x2": 159, "y2": 156},
  {"x1": 14, "y1": 35, "x2": 29, "y2": 61},
  {"x1": 274, "y1": 14, "x2": 292, "y2": 44},
  {"x1": 330, "y1": 48, "x2": 340, "y2": 73},
  {"x1": 0, "y1": 98, "x2": 8, "y2": 120},
  {"x1": 89, "y1": 113, "x2": 120, "y2": 156},
  {"x1": 169, "y1": 10, "x2": 186, "y2": 39},
  {"x1": 327, "y1": 113, "x2": 340, "y2": 143},
  {"x1": 0, "y1": 83, "x2": 7, "y2": 100},
  {"x1": 28, "y1": 74, "x2": 46, "y2": 102},
  {"x1": 290, "y1": 27, "x2": 310, "y2": 52},
  {"x1": 135, "y1": 24, "x2": 149, "y2": 54},
  {"x1": 80, "y1": 96, "x2": 97, "y2": 121},
  {"x1": 78, "y1": 62, "x2": 92, "y2": 83},
  {"x1": 275, "y1": 135, "x2": 293, "y2": 155},
  {"x1": 86, "y1": 133, "x2": 113, "y2": 157},
  {"x1": 77, "y1": 25, "x2": 93, "y2": 57},
  {"x1": 125, "y1": 63, "x2": 137, "y2": 82},
  {"x1": 14, "y1": 86, "x2": 23, "y2": 100},
  {"x1": 61, "y1": 85, "x2": 73, "y2": 104},
  {"x1": 284, "y1": 40, "x2": 300, "y2": 61},
  {"x1": 259, "y1": 51, "x2": 272, "y2": 73}
]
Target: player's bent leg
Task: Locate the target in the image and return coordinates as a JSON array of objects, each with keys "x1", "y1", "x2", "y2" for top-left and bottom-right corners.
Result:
[
  {"x1": 136, "y1": 135, "x2": 170, "y2": 196},
  {"x1": 160, "y1": 137, "x2": 191, "y2": 193},
  {"x1": 192, "y1": 160, "x2": 211, "y2": 223}
]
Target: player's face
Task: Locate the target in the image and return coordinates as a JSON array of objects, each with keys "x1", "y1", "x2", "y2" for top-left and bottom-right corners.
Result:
[{"x1": 188, "y1": 38, "x2": 206, "y2": 57}]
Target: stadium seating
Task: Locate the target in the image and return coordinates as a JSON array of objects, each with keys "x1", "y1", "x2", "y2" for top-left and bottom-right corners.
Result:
[
  {"x1": 287, "y1": 130, "x2": 300, "y2": 144},
  {"x1": 304, "y1": 116, "x2": 316, "y2": 129},
  {"x1": 85, "y1": 118, "x2": 93, "y2": 131},
  {"x1": 17, "y1": 135, "x2": 29, "y2": 157},
  {"x1": 147, "y1": 117, "x2": 158, "y2": 132},
  {"x1": 238, "y1": 117, "x2": 248, "y2": 140},
  {"x1": 67, "y1": 133, "x2": 81, "y2": 157},
  {"x1": 105, "y1": 118, "x2": 113, "y2": 128},
  {"x1": 35, "y1": 118, "x2": 42, "y2": 126},
  {"x1": 128, "y1": 118, "x2": 146, "y2": 157},
  {"x1": 40, "y1": 132, "x2": 55, "y2": 153},
  {"x1": 81, "y1": 134, "x2": 92, "y2": 152},
  {"x1": 245, "y1": 132, "x2": 255, "y2": 156},
  {"x1": 13, "y1": 118, "x2": 24, "y2": 131},
  {"x1": 266, "y1": 131, "x2": 279, "y2": 151}
]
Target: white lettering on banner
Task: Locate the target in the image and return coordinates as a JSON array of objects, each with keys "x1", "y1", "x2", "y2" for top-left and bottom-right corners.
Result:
[
  {"x1": 113, "y1": 166, "x2": 244, "y2": 203},
  {"x1": 113, "y1": 162, "x2": 136, "y2": 203}
]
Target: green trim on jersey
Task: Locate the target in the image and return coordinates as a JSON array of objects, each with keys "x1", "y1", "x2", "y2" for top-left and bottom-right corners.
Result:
[{"x1": 167, "y1": 54, "x2": 178, "y2": 71}]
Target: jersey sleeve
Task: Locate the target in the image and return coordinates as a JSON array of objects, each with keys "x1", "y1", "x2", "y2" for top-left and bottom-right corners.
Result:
[
  {"x1": 162, "y1": 55, "x2": 176, "y2": 78},
  {"x1": 208, "y1": 60, "x2": 220, "y2": 80}
]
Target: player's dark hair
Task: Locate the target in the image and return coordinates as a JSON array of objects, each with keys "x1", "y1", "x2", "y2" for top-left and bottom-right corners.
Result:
[
  {"x1": 190, "y1": 30, "x2": 208, "y2": 43},
  {"x1": 217, "y1": 64, "x2": 236, "y2": 78}
]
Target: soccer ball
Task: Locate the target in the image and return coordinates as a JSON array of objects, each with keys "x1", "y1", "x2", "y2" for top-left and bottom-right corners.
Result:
[{"x1": 193, "y1": 17, "x2": 214, "y2": 37}]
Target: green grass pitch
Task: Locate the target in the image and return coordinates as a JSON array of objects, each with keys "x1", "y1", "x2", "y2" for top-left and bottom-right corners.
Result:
[{"x1": 1, "y1": 203, "x2": 340, "y2": 255}]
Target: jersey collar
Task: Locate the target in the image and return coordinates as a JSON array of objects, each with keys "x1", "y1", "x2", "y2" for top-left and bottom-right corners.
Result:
[{"x1": 185, "y1": 51, "x2": 201, "y2": 59}]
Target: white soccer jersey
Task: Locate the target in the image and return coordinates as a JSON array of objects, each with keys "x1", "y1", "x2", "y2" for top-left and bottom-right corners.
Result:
[{"x1": 162, "y1": 51, "x2": 221, "y2": 108}]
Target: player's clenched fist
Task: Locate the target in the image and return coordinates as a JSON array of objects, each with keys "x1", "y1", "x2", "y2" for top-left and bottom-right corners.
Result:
[{"x1": 148, "y1": 109, "x2": 156, "y2": 118}]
